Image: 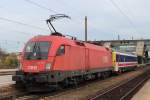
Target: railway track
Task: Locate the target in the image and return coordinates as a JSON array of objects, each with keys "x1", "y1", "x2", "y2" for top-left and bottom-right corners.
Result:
[
  {"x1": 0, "y1": 69, "x2": 17, "y2": 76},
  {"x1": 0, "y1": 66, "x2": 149, "y2": 100},
  {"x1": 14, "y1": 81, "x2": 92, "y2": 100},
  {"x1": 0, "y1": 85, "x2": 27, "y2": 100},
  {"x1": 89, "y1": 68, "x2": 150, "y2": 100},
  {"x1": 0, "y1": 82, "x2": 79, "y2": 100},
  {"x1": 0, "y1": 72, "x2": 15, "y2": 76}
]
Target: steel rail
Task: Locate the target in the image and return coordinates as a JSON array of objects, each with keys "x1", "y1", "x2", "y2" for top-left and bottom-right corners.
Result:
[{"x1": 90, "y1": 70, "x2": 150, "y2": 100}]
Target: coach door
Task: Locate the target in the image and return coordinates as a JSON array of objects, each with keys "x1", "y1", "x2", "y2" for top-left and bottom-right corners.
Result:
[{"x1": 85, "y1": 48, "x2": 89, "y2": 70}]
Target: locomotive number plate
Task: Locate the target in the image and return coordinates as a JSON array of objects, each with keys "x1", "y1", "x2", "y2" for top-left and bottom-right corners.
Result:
[{"x1": 27, "y1": 65, "x2": 38, "y2": 71}]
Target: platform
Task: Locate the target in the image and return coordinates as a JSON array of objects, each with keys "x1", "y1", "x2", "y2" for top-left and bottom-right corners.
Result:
[
  {"x1": 0, "y1": 69, "x2": 17, "y2": 72},
  {"x1": 0, "y1": 75, "x2": 14, "y2": 87},
  {"x1": 131, "y1": 79, "x2": 150, "y2": 100}
]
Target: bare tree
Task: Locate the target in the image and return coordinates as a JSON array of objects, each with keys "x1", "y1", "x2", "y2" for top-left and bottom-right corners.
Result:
[{"x1": 0, "y1": 48, "x2": 6, "y2": 55}]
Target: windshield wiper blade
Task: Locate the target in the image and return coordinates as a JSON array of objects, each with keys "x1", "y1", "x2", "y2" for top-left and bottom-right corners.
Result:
[
  {"x1": 26, "y1": 42, "x2": 37, "y2": 60},
  {"x1": 37, "y1": 44, "x2": 42, "y2": 59}
]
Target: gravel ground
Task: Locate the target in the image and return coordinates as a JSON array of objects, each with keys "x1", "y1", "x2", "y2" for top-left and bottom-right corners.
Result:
[
  {"x1": 0, "y1": 84, "x2": 16, "y2": 96},
  {"x1": 41, "y1": 67, "x2": 148, "y2": 100},
  {"x1": 0, "y1": 67, "x2": 148, "y2": 100}
]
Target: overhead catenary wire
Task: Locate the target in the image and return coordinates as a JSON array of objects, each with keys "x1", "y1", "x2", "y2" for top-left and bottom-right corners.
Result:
[
  {"x1": 0, "y1": 16, "x2": 48, "y2": 31},
  {"x1": 25, "y1": 0, "x2": 101, "y2": 37},
  {"x1": 0, "y1": 40, "x2": 25, "y2": 44},
  {"x1": 55, "y1": 0, "x2": 81, "y2": 15},
  {"x1": 24, "y1": 0, "x2": 59, "y2": 13},
  {"x1": 108, "y1": 0, "x2": 138, "y2": 33},
  {"x1": 24, "y1": 0, "x2": 81, "y2": 28},
  {"x1": 0, "y1": 27, "x2": 35, "y2": 36},
  {"x1": 0, "y1": 40, "x2": 25, "y2": 51},
  {"x1": 0, "y1": 1, "x2": 60, "y2": 52},
  {"x1": 54, "y1": 0, "x2": 110, "y2": 35}
]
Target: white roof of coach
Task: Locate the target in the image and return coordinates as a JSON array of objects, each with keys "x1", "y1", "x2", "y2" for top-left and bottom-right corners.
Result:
[{"x1": 114, "y1": 51, "x2": 137, "y2": 57}]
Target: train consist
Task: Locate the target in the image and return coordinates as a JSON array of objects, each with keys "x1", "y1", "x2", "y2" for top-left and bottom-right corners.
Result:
[{"x1": 12, "y1": 33, "x2": 138, "y2": 91}]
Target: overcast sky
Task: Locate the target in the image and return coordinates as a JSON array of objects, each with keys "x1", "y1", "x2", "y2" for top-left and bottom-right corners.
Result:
[{"x1": 0, "y1": 0, "x2": 149, "y2": 52}]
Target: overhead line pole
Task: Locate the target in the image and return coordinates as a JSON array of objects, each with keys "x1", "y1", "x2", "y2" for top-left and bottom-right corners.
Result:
[{"x1": 85, "y1": 16, "x2": 87, "y2": 42}]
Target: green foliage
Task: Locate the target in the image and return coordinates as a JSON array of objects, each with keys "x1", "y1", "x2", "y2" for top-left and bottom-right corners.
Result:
[
  {"x1": 0, "y1": 49, "x2": 19, "y2": 69},
  {"x1": 4, "y1": 55, "x2": 18, "y2": 67}
]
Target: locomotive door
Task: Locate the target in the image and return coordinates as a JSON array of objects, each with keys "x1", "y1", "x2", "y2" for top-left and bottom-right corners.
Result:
[{"x1": 85, "y1": 48, "x2": 89, "y2": 70}]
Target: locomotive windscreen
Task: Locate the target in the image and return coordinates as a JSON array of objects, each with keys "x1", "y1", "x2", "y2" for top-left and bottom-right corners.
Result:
[{"x1": 24, "y1": 41, "x2": 51, "y2": 60}]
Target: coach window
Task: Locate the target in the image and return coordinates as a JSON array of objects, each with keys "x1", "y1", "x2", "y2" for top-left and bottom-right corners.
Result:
[{"x1": 56, "y1": 45, "x2": 65, "y2": 56}]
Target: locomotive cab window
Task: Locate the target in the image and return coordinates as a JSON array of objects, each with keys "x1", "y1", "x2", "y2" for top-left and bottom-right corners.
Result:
[
  {"x1": 24, "y1": 41, "x2": 51, "y2": 60},
  {"x1": 56, "y1": 45, "x2": 65, "y2": 56}
]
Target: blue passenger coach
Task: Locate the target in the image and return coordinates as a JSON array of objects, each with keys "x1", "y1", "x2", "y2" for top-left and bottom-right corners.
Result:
[{"x1": 112, "y1": 52, "x2": 138, "y2": 72}]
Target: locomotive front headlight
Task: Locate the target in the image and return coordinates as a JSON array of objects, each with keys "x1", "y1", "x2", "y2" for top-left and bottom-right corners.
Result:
[{"x1": 45, "y1": 63, "x2": 52, "y2": 70}]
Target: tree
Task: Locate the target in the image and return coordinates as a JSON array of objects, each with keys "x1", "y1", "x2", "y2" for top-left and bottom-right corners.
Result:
[
  {"x1": 0, "y1": 48, "x2": 19, "y2": 69},
  {"x1": 4, "y1": 53, "x2": 18, "y2": 68}
]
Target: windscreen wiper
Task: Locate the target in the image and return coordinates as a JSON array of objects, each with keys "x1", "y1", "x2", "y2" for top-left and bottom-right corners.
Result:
[
  {"x1": 37, "y1": 44, "x2": 42, "y2": 59},
  {"x1": 27, "y1": 43, "x2": 37, "y2": 60}
]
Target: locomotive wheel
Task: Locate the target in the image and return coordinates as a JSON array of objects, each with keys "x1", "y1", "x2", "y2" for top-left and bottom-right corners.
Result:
[
  {"x1": 15, "y1": 81, "x2": 25, "y2": 89},
  {"x1": 95, "y1": 73, "x2": 101, "y2": 79},
  {"x1": 101, "y1": 72, "x2": 110, "y2": 79},
  {"x1": 60, "y1": 79, "x2": 69, "y2": 88}
]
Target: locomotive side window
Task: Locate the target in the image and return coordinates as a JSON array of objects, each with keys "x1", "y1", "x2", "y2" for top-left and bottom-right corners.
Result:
[{"x1": 56, "y1": 45, "x2": 65, "y2": 56}]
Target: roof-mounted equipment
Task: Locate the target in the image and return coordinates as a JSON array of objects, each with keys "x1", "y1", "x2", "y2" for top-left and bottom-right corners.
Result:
[{"x1": 46, "y1": 14, "x2": 71, "y2": 35}]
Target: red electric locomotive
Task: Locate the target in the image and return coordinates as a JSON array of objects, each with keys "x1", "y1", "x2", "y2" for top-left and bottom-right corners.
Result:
[
  {"x1": 12, "y1": 14, "x2": 113, "y2": 91},
  {"x1": 12, "y1": 33, "x2": 113, "y2": 91}
]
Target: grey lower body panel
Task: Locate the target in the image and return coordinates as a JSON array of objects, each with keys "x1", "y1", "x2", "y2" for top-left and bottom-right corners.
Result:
[{"x1": 12, "y1": 67, "x2": 113, "y2": 83}]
